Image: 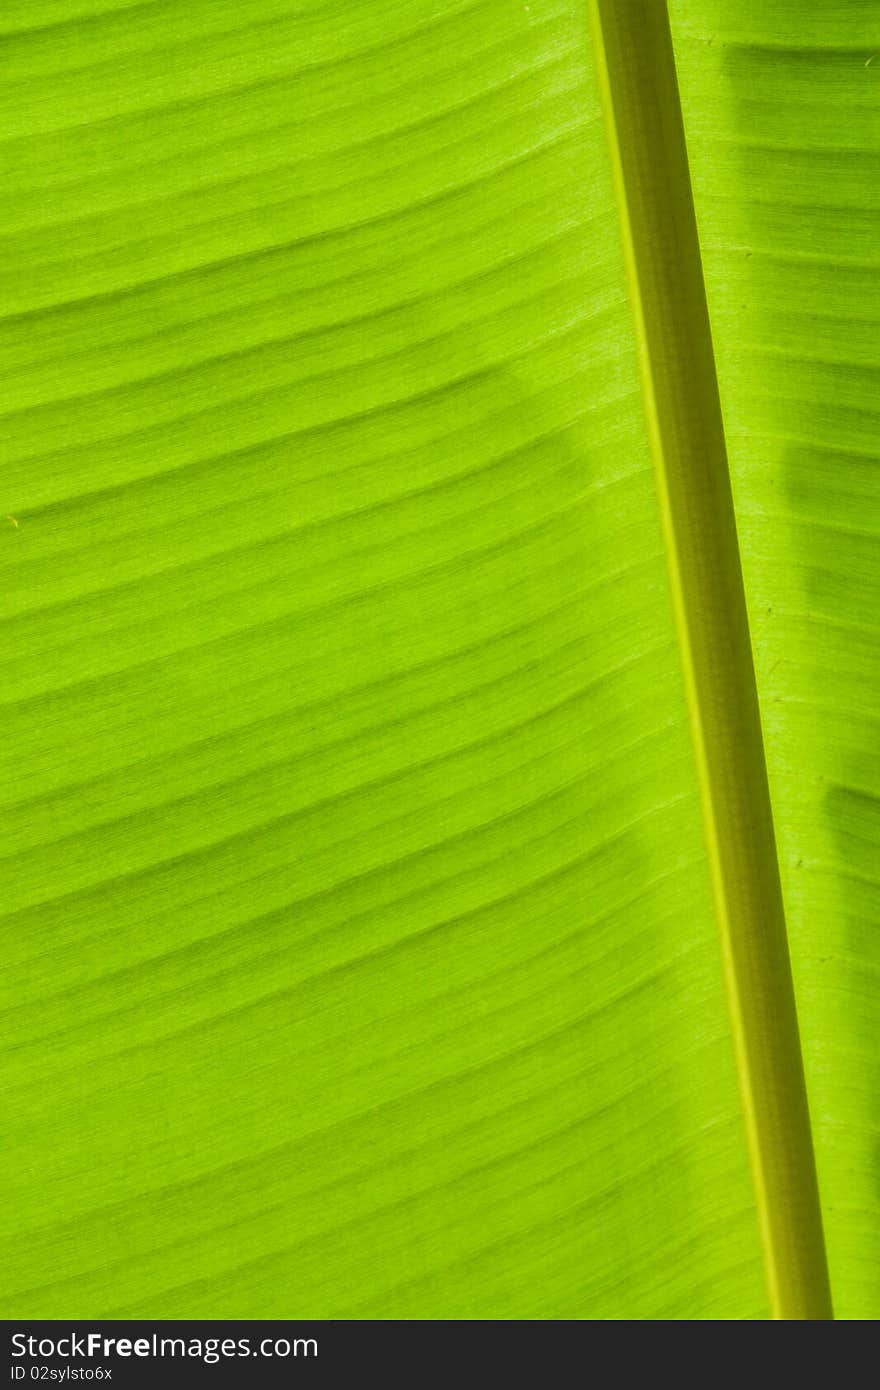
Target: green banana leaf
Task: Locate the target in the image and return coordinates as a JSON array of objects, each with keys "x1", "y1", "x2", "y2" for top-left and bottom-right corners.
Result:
[{"x1": 0, "y1": 0, "x2": 875, "y2": 1321}]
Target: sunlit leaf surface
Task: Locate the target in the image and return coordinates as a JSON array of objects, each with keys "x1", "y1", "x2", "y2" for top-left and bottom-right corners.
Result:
[{"x1": 0, "y1": 0, "x2": 875, "y2": 1320}]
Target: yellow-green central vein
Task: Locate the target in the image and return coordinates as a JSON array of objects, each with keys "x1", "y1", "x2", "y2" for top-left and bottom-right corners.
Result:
[{"x1": 587, "y1": 0, "x2": 832, "y2": 1319}]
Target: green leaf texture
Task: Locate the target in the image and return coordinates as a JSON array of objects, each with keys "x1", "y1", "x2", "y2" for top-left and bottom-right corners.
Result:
[{"x1": 0, "y1": 0, "x2": 874, "y2": 1320}]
